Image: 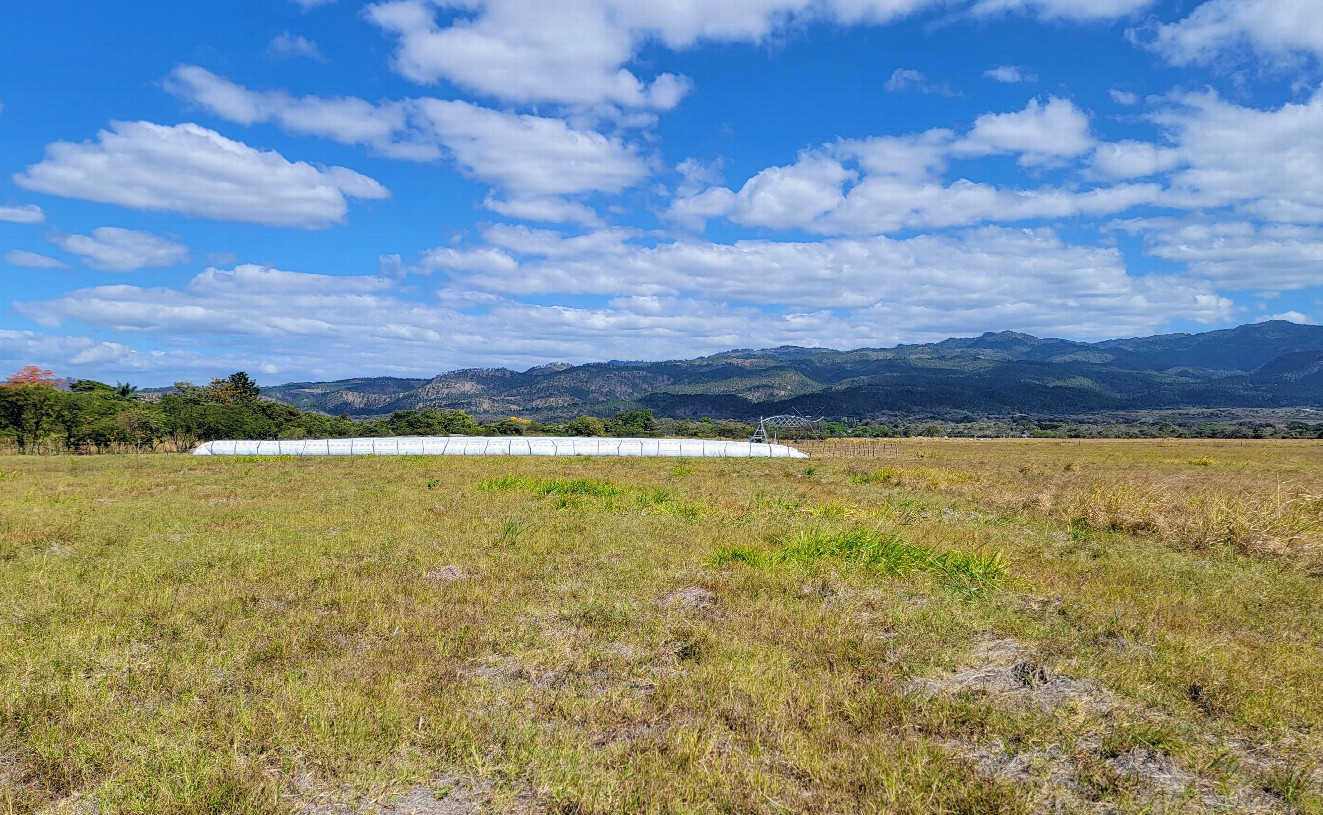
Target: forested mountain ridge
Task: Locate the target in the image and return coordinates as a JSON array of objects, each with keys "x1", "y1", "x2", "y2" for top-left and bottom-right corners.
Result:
[{"x1": 262, "y1": 321, "x2": 1323, "y2": 421}]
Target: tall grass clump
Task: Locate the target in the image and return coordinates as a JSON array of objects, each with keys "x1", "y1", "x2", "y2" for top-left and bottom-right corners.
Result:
[
  {"x1": 774, "y1": 528, "x2": 932, "y2": 573},
  {"x1": 711, "y1": 528, "x2": 1007, "y2": 595},
  {"x1": 478, "y1": 474, "x2": 623, "y2": 498}
]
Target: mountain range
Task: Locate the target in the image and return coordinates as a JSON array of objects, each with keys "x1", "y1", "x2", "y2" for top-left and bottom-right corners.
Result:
[{"x1": 262, "y1": 321, "x2": 1323, "y2": 421}]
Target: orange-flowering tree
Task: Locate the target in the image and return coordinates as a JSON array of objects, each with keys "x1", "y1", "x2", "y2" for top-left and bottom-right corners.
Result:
[{"x1": 3, "y1": 365, "x2": 62, "y2": 387}]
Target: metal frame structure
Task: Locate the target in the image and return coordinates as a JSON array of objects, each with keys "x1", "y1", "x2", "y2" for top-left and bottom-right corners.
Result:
[{"x1": 749, "y1": 413, "x2": 824, "y2": 444}]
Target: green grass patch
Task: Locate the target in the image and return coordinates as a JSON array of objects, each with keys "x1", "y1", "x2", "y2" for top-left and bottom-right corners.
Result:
[
  {"x1": 479, "y1": 474, "x2": 702, "y2": 517},
  {"x1": 478, "y1": 474, "x2": 624, "y2": 497},
  {"x1": 710, "y1": 527, "x2": 1007, "y2": 596},
  {"x1": 851, "y1": 468, "x2": 898, "y2": 485}
]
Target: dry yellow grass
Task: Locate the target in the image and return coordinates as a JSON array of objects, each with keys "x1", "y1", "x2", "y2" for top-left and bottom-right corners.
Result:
[
  {"x1": 1, "y1": 442, "x2": 1320, "y2": 814},
  {"x1": 833, "y1": 438, "x2": 1323, "y2": 558}
]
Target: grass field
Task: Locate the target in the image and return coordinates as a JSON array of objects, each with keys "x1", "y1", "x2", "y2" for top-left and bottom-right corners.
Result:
[{"x1": 2, "y1": 439, "x2": 1321, "y2": 814}]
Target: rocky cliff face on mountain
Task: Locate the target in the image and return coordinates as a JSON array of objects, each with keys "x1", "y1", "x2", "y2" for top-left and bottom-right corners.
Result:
[{"x1": 261, "y1": 321, "x2": 1323, "y2": 421}]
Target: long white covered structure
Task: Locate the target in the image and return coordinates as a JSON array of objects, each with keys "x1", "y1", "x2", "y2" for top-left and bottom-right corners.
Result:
[{"x1": 192, "y1": 436, "x2": 808, "y2": 458}]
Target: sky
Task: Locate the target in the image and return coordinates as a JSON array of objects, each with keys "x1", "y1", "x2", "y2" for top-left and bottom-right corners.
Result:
[{"x1": 2, "y1": 0, "x2": 1322, "y2": 386}]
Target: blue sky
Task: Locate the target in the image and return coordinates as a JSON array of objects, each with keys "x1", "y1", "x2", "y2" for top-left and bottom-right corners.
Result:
[{"x1": 2, "y1": 0, "x2": 1321, "y2": 385}]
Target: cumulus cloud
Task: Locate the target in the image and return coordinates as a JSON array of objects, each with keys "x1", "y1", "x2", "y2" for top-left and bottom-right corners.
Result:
[
  {"x1": 1145, "y1": 0, "x2": 1323, "y2": 67},
  {"x1": 5, "y1": 249, "x2": 68, "y2": 269},
  {"x1": 0, "y1": 330, "x2": 139, "y2": 373},
  {"x1": 983, "y1": 65, "x2": 1037, "y2": 83},
  {"x1": 671, "y1": 153, "x2": 855, "y2": 231},
  {"x1": 365, "y1": 0, "x2": 693, "y2": 109},
  {"x1": 415, "y1": 226, "x2": 1231, "y2": 330},
  {"x1": 1118, "y1": 219, "x2": 1323, "y2": 291},
  {"x1": 953, "y1": 96, "x2": 1094, "y2": 165},
  {"x1": 165, "y1": 68, "x2": 651, "y2": 206},
  {"x1": 669, "y1": 113, "x2": 1152, "y2": 235},
  {"x1": 1254, "y1": 311, "x2": 1314, "y2": 324},
  {"x1": 164, "y1": 66, "x2": 438, "y2": 160},
  {"x1": 816, "y1": 176, "x2": 1160, "y2": 235},
  {"x1": 268, "y1": 32, "x2": 326, "y2": 61},
  {"x1": 12, "y1": 230, "x2": 1231, "y2": 379},
  {"x1": 972, "y1": 0, "x2": 1151, "y2": 19},
  {"x1": 13, "y1": 121, "x2": 388, "y2": 229},
  {"x1": 481, "y1": 195, "x2": 605, "y2": 225},
  {"x1": 1109, "y1": 88, "x2": 1140, "y2": 106},
  {"x1": 0, "y1": 204, "x2": 45, "y2": 224},
  {"x1": 415, "y1": 98, "x2": 652, "y2": 196},
  {"x1": 364, "y1": 0, "x2": 1143, "y2": 109},
  {"x1": 1090, "y1": 140, "x2": 1182, "y2": 179},
  {"x1": 1155, "y1": 87, "x2": 1323, "y2": 222},
  {"x1": 884, "y1": 68, "x2": 955, "y2": 95},
  {"x1": 51, "y1": 227, "x2": 190, "y2": 272}
]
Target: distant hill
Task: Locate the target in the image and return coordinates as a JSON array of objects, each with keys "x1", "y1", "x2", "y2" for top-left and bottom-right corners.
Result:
[{"x1": 262, "y1": 321, "x2": 1323, "y2": 421}]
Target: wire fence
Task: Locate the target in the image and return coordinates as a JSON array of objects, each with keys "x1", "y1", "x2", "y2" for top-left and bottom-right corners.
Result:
[{"x1": 784, "y1": 439, "x2": 905, "y2": 458}]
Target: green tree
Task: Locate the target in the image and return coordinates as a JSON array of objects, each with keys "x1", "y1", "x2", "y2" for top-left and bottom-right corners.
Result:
[
  {"x1": 0, "y1": 382, "x2": 71, "y2": 452},
  {"x1": 605, "y1": 409, "x2": 656, "y2": 436},
  {"x1": 565, "y1": 416, "x2": 606, "y2": 436},
  {"x1": 114, "y1": 406, "x2": 164, "y2": 453}
]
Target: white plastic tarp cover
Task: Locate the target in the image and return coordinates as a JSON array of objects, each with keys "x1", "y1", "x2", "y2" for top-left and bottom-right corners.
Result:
[{"x1": 193, "y1": 436, "x2": 807, "y2": 458}]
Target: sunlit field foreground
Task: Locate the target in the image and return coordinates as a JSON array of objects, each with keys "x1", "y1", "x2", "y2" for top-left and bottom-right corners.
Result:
[{"x1": 2, "y1": 440, "x2": 1321, "y2": 814}]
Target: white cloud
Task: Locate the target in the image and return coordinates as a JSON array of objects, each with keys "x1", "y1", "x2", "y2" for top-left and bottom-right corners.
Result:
[
  {"x1": 418, "y1": 246, "x2": 520, "y2": 275},
  {"x1": 0, "y1": 330, "x2": 125, "y2": 372},
  {"x1": 480, "y1": 223, "x2": 639, "y2": 258},
  {"x1": 4, "y1": 249, "x2": 68, "y2": 269},
  {"x1": 13, "y1": 121, "x2": 388, "y2": 229},
  {"x1": 416, "y1": 226, "x2": 1231, "y2": 327},
  {"x1": 1154, "y1": 88, "x2": 1323, "y2": 222},
  {"x1": 984, "y1": 65, "x2": 1037, "y2": 83},
  {"x1": 1255, "y1": 310, "x2": 1314, "y2": 324},
  {"x1": 954, "y1": 96, "x2": 1094, "y2": 165},
  {"x1": 365, "y1": 0, "x2": 692, "y2": 109},
  {"x1": 13, "y1": 231, "x2": 1231, "y2": 380},
  {"x1": 669, "y1": 124, "x2": 1156, "y2": 234},
  {"x1": 415, "y1": 98, "x2": 651, "y2": 196},
  {"x1": 165, "y1": 68, "x2": 651, "y2": 205},
  {"x1": 1109, "y1": 88, "x2": 1140, "y2": 106},
  {"x1": 673, "y1": 153, "x2": 855, "y2": 231},
  {"x1": 165, "y1": 67, "x2": 437, "y2": 160},
  {"x1": 365, "y1": 0, "x2": 1146, "y2": 109},
  {"x1": 1145, "y1": 0, "x2": 1323, "y2": 67},
  {"x1": 268, "y1": 32, "x2": 326, "y2": 61},
  {"x1": 51, "y1": 227, "x2": 190, "y2": 272},
  {"x1": 70, "y1": 342, "x2": 139, "y2": 366},
  {"x1": 972, "y1": 0, "x2": 1151, "y2": 19},
  {"x1": 1090, "y1": 140, "x2": 1182, "y2": 179},
  {"x1": 844, "y1": 132, "x2": 953, "y2": 180},
  {"x1": 816, "y1": 176, "x2": 1160, "y2": 235},
  {"x1": 884, "y1": 68, "x2": 955, "y2": 95},
  {"x1": 0, "y1": 204, "x2": 45, "y2": 224},
  {"x1": 1119, "y1": 219, "x2": 1323, "y2": 291},
  {"x1": 481, "y1": 195, "x2": 605, "y2": 225}
]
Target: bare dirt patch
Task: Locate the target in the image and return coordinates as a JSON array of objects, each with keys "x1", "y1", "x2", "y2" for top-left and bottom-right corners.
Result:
[
  {"x1": 425, "y1": 565, "x2": 471, "y2": 583},
  {"x1": 659, "y1": 585, "x2": 715, "y2": 611},
  {"x1": 297, "y1": 774, "x2": 528, "y2": 815},
  {"x1": 951, "y1": 739, "x2": 1285, "y2": 814},
  {"x1": 906, "y1": 637, "x2": 1114, "y2": 713}
]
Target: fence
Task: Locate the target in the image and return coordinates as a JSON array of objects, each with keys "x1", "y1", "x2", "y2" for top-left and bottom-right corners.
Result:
[{"x1": 787, "y1": 439, "x2": 904, "y2": 458}]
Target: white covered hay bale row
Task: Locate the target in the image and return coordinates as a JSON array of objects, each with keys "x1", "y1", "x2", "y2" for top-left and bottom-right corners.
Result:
[{"x1": 192, "y1": 436, "x2": 808, "y2": 458}]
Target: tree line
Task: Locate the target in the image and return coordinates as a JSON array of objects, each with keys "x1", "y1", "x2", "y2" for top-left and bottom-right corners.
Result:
[{"x1": 0, "y1": 367, "x2": 758, "y2": 454}]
